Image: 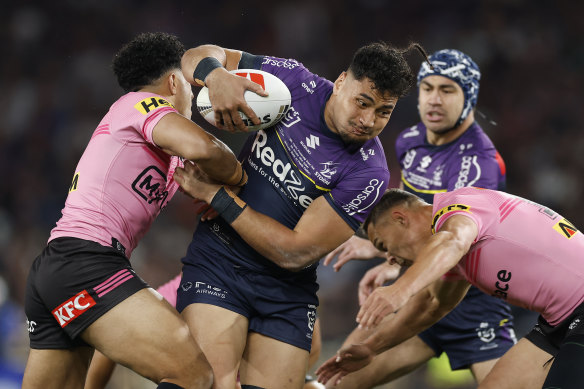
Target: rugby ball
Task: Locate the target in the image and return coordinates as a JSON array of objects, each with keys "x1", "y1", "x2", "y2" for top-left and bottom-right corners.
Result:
[{"x1": 196, "y1": 69, "x2": 291, "y2": 131}]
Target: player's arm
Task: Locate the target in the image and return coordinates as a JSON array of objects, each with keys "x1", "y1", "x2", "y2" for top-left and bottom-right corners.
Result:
[
  {"x1": 173, "y1": 162, "x2": 354, "y2": 271},
  {"x1": 152, "y1": 113, "x2": 245, "y2": 187},
  {"x1": 181, "y1": 44, "x2": 267, "y2": 132},
  {"x1": 357, "y1": 213, "x2": 478, "y2": 328},
  {"x1": 316, "y1": 278, "x2": 470, "y2": 385}
]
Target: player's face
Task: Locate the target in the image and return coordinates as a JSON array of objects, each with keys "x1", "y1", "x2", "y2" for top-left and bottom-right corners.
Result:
[
  {"x1": 367, "y1": 210, "x2": 430, "y2": 267},
  {"x1": 173, "y1": 70, "x2": 194, "y2": 119},
  {"x1": 418, "y1": 75, "x2": 464, "y2": 133},
  {"x1": 326, "y1": 72, "x2": 398, "y2": 144}
]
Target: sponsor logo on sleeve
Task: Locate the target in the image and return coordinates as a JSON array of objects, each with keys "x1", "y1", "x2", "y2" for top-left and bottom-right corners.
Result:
[
  {"x1": 52, "y1": 290, "x2": 96, "y2": 328},
  {"x1": 134, "y1": 97, "x2": 173, "y2": 115},
  {"x1": 431, "y1": 204, "x2": 471, "y2": 233},
  {"x1": 553, "y1": 218, "x2": 579, "y2": 239},
  {"x1": 69, "y1": 172, "x2": 80, "y2": 193},
  {"x1": 342, "y1": 178, "x2": 386, "y2": 216},
  {"x1": 262, "y1": 57, "x2": 300, "y2": 69},
  {"x1": 454, "y1": 155, "x2": 482, "y2": 188}
]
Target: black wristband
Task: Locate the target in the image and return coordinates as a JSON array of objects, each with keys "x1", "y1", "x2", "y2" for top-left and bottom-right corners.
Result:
[
  {"x1": 193, "y1": 57, "x2": 223, "y2": 86},
  {"x1": 210, "y1": 187, "x2": 247, "y2": 224}
]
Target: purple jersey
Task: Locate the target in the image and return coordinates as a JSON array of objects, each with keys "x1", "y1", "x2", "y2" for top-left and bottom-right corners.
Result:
[
  {"x1": 183, "y1": 54, "x2": 389, "y2": 273},
  {"x1": 395, "y1": 122, "x2": 506, "y2": 204}
]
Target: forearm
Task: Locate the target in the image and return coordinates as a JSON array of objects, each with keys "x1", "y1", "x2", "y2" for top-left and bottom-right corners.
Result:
[
  {"x1": 390, "y1": 232, "x2": 470, "y2": 301},
  {"x1": 363, "y1": 287, "x2": 447, "y2": 355},
  {"x1": 191, "y1": 137, "x2": 245, "y2": 186},
  {"x1": 231, "y1": 206, "x2": 325, "y2": 271}
]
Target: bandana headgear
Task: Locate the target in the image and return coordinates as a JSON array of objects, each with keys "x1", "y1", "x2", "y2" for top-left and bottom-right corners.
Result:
[{"x1": 417, "y1": 49, "x2": 480, "y2": 127}]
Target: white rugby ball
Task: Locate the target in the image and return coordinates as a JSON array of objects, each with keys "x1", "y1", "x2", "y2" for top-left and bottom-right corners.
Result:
[{"x1": 196, "y1": 69, "x2": 291, "y2": 131}]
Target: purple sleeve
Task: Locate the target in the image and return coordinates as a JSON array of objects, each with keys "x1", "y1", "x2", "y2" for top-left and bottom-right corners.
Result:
[
  {"x1": 446, "y1": 150, "x2": 503, "y2": 191},
  {"x1": 324, "y1": 167, "x2": 390, "y2": 230}
]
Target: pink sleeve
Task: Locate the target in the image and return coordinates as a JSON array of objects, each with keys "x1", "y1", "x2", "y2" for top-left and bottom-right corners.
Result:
[
  {"x1": 114, "y1": 93, "x2": 178, "y2": 145},
  {"x1": 431, "y1": 191, "x2": 483, "y2": 237},
  {"x1": 156, "y1": 274, "x2": 181, "y2": 308}
]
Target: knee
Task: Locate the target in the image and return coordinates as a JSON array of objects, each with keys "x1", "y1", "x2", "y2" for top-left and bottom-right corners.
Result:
[{"x1": 160, "y1": 324, "x2": 214, "y2": 389}]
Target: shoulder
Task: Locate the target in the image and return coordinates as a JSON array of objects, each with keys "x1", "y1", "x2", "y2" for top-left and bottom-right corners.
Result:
[{"x1": 395, "y1": 123, "x2": 425, "y2": 154}]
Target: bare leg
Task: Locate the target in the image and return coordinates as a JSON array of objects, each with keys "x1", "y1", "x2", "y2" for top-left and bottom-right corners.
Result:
[
  {"x1": 470, "y1": 358, "x2": 499, "y2": 384},
  {"x1": 240, "y1": 332, "x2": 310, "y2": 389},
  {"x1": 182, "y1": 303, "x2": 249, "y2": 389},
  {"x1": 22, "y1": 347, "x2": 93, "y2": 389},
  {"x1": 84, "y1": 288, "x2": 213, "y2": 389},
  {"x1": 84, "y1": 350, "x2": 117, "y2": 389},
  {"x1": 479, "y1": 338, "x2": 551, "y2": 389}
]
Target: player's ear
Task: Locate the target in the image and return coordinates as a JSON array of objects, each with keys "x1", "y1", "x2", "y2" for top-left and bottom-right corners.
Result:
[
  {"x1": 391, "y1": 209, "x2": 407, "y2": 227},
  {"x1": 167, "y1": 72, "x2": 178, "y2": 95},
  {"x1": 332, "y1": 71, "x2": 347, "y2": 93}
]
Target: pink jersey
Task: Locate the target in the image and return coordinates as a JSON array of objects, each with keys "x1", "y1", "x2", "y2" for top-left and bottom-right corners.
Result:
[
  {"x1": 433, "y1": 187, "x2": 584, "y2": 326},
  {"x1": 156, "y1": 274, "x2": 180, "y2": 308},
  {"x1": 50, "y1": 92, "x2": 183, "y2": 258}
]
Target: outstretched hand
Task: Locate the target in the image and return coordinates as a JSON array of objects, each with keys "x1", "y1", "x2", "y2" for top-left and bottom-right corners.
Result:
[
  {"x1": 358, "y1": 262, "x2": 401, "y2": 305},
  {"x1": 206, "y1": 69, "x2": 269, "y2": 133},
  {"x1": 315, "y1": 343, "x2": 375, "y2": 386},
  {"x1": 323, "y1": 235, "x2": 384, "y2": 272},
  {"x1": 356, "y1": 284, "x2": 410, "y2": 330}
]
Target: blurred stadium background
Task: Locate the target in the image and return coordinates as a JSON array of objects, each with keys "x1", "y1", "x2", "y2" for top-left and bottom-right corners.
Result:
[{"x1": 1, "y1": 1, "x2": 583, "y2": 387}]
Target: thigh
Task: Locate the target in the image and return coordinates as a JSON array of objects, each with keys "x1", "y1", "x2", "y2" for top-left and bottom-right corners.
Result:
[
  {"x1": 470, "y1": 358, "x2": 499, "y2": 384},
  {"x1": 478, "y1": 338, "x2": 552, "y2": 389},
  {"x1": 22, "y1": 347, "x2": 93, "y2": 389},
  {"x1": 82, "y1": 288, "x2": 209, "y2": 384},
  {"x1": 182, "y1": 303, "x2": 249, "y2": 389},
  {"x1": 328, "y1": 334, "x2": 435, "y2": 389},
  {"x1": 240, "y1": 332, "x2": 309, "y2": 389}
]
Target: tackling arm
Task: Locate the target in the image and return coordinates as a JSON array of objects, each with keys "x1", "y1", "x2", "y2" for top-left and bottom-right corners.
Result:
[
  {"x1": 357, "y1": 214, "x2": 478, "y2": 328},
  {"x1": 316, "y1": 278, "x2": 470, "y2": 385},
  {"x1": 173, "y1": 161, "x2": 355, "y2": 271}
]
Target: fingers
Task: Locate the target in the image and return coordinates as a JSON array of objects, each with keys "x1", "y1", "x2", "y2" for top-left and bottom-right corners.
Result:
[
  {"x1": 323, "y1": 243, "x2": 346, "y2": 267},
  {"x1": 356, "y1": 290, "x2": 389, "y2": 329}
]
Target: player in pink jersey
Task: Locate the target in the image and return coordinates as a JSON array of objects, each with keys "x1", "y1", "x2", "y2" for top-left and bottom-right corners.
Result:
[
  {"x1": 317, "y1": 187, "x2": 584, "y2": 388},
  {"x1": 23, "y1": 32, "x2": 250, "y2": 389}
]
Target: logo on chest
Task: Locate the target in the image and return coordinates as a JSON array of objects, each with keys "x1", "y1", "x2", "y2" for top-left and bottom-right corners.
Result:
[{"x1": 132, "y1": 166, "x2": 169, "y2": 209}]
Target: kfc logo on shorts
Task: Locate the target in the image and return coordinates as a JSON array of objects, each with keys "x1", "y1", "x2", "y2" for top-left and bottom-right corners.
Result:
[{"x1": 52, "y1": 290, "x2": 96, "y2": 328}]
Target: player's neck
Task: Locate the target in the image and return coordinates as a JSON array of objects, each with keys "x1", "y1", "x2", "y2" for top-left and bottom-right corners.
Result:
[{"x1": 426, "y1": 113, "x2": 474, "y2": 146}]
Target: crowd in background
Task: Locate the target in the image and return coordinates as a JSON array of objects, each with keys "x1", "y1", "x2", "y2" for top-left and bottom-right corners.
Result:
[{"x1": 1, "y1": 1, "x2": 583, "y2": 387}]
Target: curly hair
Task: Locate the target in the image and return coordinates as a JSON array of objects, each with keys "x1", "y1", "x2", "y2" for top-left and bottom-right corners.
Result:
[
  {"x1": 348, "y1": 42, "x2": 425, "y2": 98},
  {"x1": 112, "y1": 32, "x2": 185, "y2": 92}
]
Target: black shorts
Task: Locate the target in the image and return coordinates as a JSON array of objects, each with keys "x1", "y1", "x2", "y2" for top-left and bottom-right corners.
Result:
[
  {"x1": 525, "y1": 300, "x2": 584, "y2": 356},
  {"x1": 25, "y1": 237, "x2": 149, "y2": 349}
]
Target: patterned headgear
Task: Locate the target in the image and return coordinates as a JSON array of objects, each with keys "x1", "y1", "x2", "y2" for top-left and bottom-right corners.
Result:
[{"x1": 417, "y1": 49, "x2": 481, "y2": 127}]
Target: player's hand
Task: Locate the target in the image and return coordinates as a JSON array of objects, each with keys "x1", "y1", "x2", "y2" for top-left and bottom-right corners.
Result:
[
  {"x1": 358, "y1": 262, "x2": 401, "y2": 305},
  {"x1": 174, "y1": 160, "x2": 221, "y2": 203},
  {"x1": 315, "y1": 343, "x2": 375, "y2": 386},
  {"x1": 323, "y1": 235, "x2": 384, "y2": 272},
  {"x1": 356, "y1": 285, "x2": 409, "y2": 330},
  {"x1": 205, "y1": 69, "x2": 269, "y2": 133},
  {"x1": 192, "y1": 198, "x2": 218, "y2": 221}
]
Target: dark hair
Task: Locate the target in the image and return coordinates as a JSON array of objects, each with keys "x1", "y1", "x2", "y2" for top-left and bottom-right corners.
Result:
[
  {"x1": 362, "y1": 188, "x2": 420, "y2": 232},
  {"x1": 348, "y1": 42, "x2": 425, "y2": 98},
  {"x1": 112, "y1": 32, "x2": 185, "y2": 92}
]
